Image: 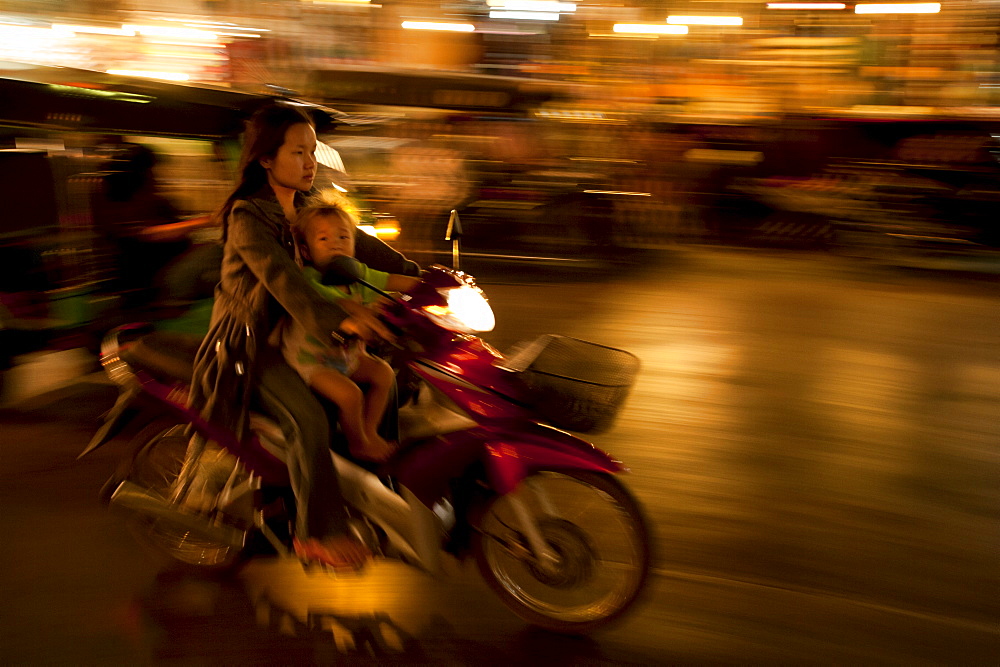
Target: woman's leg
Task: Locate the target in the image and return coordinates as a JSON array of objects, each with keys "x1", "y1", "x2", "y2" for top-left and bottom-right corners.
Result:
[
  {"x1": 255, "y1": 353, "x2": 370, "y2": 568},
  {"x1": 254, "y1": 351, "x2": 349, "y2": 540}
]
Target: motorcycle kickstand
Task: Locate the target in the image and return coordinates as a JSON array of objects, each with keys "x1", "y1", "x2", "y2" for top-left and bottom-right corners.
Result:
[{"x1": 254, "y1": 508, "x2": 291, "y2": 559}]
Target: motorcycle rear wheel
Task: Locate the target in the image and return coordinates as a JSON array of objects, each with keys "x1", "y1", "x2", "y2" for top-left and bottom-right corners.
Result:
[
  {"x1": 121, "y1": 419, "x2": 246, "y2": 571},
  {"x1": 473, "y1": 470, "x2": 651, "y2": 634}
]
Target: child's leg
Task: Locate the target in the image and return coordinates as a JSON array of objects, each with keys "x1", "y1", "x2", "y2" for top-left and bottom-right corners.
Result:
[
  {"x1": 308, "y1": 368, "x2": 370, "y2": 457},
  {"x1": 350, "y1": 354, "x2": 395, "y2": 440}
]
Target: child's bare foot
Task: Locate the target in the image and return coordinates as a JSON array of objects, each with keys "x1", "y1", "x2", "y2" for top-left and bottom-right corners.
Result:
[{"x1": 349, "y1": 434, "x2": 398, "y2": 463}]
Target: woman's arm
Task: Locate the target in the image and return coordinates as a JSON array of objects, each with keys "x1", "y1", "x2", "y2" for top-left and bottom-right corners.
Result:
[
  {"x1": 355, "y1": 265, "x2": 418, "y2": 296},
  {"x1": 385, "y1": 274, "x2": 420, "y2": 293},
  {"x1": 354, "y1": 231, "x2": 420, "y2": 277}
]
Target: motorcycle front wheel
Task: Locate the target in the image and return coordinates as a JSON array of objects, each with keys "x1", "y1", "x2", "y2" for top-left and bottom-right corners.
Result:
[
  {"x1": 120, "y1": 418, "x2": 246, "y2": 571},
  {"x1": 473, "y1": 469, "x2": 651, "y2": 634}
]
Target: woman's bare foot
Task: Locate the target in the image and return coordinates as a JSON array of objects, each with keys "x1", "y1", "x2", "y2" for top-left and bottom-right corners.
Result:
[
  {"x1": 293, "y1": 534, "x2": 371, "y2": 570},
  {"x1": 349, "y1": 434, "x2": 398, "y2": 463}
]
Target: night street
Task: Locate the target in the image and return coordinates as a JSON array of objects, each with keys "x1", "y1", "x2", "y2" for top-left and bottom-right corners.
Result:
[{"x1": 2, "y1": 246, "x2": 998, "y2": 665}]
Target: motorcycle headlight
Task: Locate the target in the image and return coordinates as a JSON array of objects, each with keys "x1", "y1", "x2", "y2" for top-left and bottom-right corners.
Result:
[{"x1": 423, "y1": 284, "x2": 495, "y2": 333}]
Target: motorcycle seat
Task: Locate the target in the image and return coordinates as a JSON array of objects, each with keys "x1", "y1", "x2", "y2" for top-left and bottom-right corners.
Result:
[{"x1": 121, "y1": 331, "x2": 201, "y2": 384}]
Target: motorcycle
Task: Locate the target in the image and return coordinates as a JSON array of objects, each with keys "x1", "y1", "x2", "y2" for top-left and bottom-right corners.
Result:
[{"x1": 81, "y1": 258, "x2": 649, "y2": 634}]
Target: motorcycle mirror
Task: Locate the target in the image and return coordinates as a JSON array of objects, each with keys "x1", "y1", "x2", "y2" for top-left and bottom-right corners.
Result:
[{"x1": 445, "y1": 209, "x2": 463, "y2": 270}]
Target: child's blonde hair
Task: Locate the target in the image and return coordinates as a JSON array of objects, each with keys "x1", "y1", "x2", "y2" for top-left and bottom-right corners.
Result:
[{"x1": 291, "y1": 189, "x2": 360, "y2": 248}]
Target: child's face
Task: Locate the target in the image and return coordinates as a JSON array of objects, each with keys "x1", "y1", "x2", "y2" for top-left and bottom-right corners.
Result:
[{"x1": 303, "y1": 213, "x2": 355, "y2": 271}]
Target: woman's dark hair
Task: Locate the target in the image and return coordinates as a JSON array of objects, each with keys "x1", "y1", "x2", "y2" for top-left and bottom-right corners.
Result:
[{"x1": 217, "y1": 102, "x2": 314, "y2": 238}]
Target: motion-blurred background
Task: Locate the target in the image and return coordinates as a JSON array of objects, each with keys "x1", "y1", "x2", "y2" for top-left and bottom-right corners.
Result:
[
  {"x1": 1, "y1": 4, "x2": 998, "y2": 663},
  {"x1": 1, "y1": 0, "x2": 998, "y2": 395}
]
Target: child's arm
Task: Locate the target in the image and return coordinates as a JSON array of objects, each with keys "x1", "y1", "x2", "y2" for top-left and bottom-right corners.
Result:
[{"x1": 385, "y1": 274, "x2": 420, "y2": 293}]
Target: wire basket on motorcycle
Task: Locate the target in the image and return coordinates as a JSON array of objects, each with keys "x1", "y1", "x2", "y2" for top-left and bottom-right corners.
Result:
[{"x1": 501, "y1": 335, "x2": 639, "y2": 434}]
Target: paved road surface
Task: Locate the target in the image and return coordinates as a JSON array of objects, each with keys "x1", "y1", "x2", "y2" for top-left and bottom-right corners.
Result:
[{"x1": 2, "y1": 247, "x2": 997, "y2": 664}]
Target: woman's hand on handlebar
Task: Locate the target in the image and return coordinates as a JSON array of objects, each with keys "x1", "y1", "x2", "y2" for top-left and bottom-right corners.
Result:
[{"x1": 336, "y1": 298, "x2": 394, "y2": 344}]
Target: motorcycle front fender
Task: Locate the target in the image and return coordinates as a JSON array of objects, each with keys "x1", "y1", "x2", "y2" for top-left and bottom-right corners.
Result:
[
  {"x1": 482, "y1": 422, "x2": 626, "y2": 496},
  {"x1": 391, "y1": 422, "x2": 627, "y2": 506}
]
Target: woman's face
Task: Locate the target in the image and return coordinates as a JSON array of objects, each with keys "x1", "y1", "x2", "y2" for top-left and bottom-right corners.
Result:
[{"x1": 261, "y1": 122, "x2": 317, "y2": 194}]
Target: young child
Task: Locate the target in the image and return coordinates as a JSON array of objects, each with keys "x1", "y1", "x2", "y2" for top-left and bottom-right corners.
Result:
[{"x1": 281, "y1": 196, "x2": 419, "y2": 462}]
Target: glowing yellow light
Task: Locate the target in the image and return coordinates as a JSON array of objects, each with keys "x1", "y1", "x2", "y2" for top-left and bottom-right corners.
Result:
[
  {"x1": 401, "y1": 21, "x2": 476, "y2": 31},
  {"x1": 489, "y1": 10, "x2": 560, "y2": 20},
  {"x1": 854, "y1": 2, "x2": 940, "y2": 11},
  {"x1": 180, "y1": 20, "x2": 269, "y2": 32},
  {"x1": 589, "y1": 31, "x2": 659, "y2": 39},
  {"x1": 766, "y1": 2, "x2": 846, "y2": 8},
  {"x1": 536, "y1": 109, "x2": 607, "y2": 118},
  {"x1": 613, "y1": 24, "x2": 688, "y2": 34},
  {"x1": 667, "y1": 15, "x2": 743, "y2": 25},
  {"x1": 446, "y1": 286, "x2": 494, "y2": 332},
  {"x1": 214, "y1": 32, "x2": 262, "y2": 38},
  {"x1": 142, "y1": 46, "x2": 228, "y2": 61},
  {"x1": 106, "y1": 69, "x2": 191, "y2": 82},
  {"x1": 0, "y1": 24, "x2": 60, "y2": 47},
  {"x1": 52, "y1": 24, "x2": 136, "y2": 36},
  {"x1": 357, "y1": 224, "x2": 401, "y2": 240},
  {"x1": 583, "y1": 190, "x2": 652, "y2": 196},
  {"x1": 123, "y1": 24, "x2": 219, "y2": 40},
  {"x1": 684, "y1": 148, "x2": 763, "y2": 165},
  {"x1": 487, "y1": 0, "x2": 576, "y2": 11}
]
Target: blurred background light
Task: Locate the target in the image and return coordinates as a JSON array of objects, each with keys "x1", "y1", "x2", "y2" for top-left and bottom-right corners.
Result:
[
  {"x1": 105, "y1": 69, "x2": 191, "y2": 81},
  {"x1": 0, "y1": 24, "x2": 80, "y2": 66},
  {"x1": 766, "y1": 3, "x2": 847, "y2": 8},
  {"x1": 52, "y1": 24, "x2": 136, "y2": 36},
  {"x1": 667, "y1": 15, "x2": 744, "y2": 25},
  {"x1": 401, "y1": 21, "x2": 476, "y2": 31},
  {"x1": 122, "y1": 24, "x2": 219, "y2": 41},
  {"x1": 583, "y1": 190, "x2": 652, "y2": 196},
  {"x1": 487, "y1": 0, "x2": 576, "y2": 11},
  {"x1": 854, "y1": 2, "x2": 941, "y2": 12},
  {"x1": 613, "y1": 23, "x2": 689, "y2": 34},
  {"x1": 358, "y1": 223, "x2": 401, "y2": 240},
  {"x1": 174, "y1": 20, "x2": 268, "y2": 32},
  {"x1": 589, "y1": 31, "x2": 659, "y2": 39},
  {"x1": 536, "y1": 109, "x2": 608, "y2": 119},
  {"x1": 488, "y1": 10, "x2": 561, "y2": 20}
]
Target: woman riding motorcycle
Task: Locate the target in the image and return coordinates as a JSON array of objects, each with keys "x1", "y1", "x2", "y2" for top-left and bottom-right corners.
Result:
[{"x1": 188, "y1": 102, "x2": 417, "y2": 570}]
